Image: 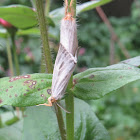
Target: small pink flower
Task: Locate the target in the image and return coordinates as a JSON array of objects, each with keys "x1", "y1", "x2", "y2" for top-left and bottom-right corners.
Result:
[
  {"x1": 0, "y1": 18, "x2": 13, "y2": 28},
  {"x1": 79, "y1": 48, "x2": 86, "y2": 56}
]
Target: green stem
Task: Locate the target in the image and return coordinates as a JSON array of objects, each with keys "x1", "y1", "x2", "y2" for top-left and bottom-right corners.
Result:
[
  {"x1": 35, "y1": 1, "x2": 66, "y2": 140},
  {"x1": 65, "y1": 1, "x2": 76, "y2": 140},
  {"x1": 11, "y1": 35, "x2": 20, "y2": 76},
  {"x1": 40, "y1": 49, "x2": 46, "y2": 73},
  {"x1": 65, "y1": 77, "x2": 74, "y2": 140},
  {"x1": 0, "y1": 116, "x2": 3, "y2": 128},
  {"x1": 45, "y1": 0, "x2": 50, "y2": 16},
  {"x1": 35, "y1": 0, "x2": 53, "y2": 73},
  {"x1": 54, "y1": 103, "x2": 66, "y2": 140},
  {"x1": 40, "y1": 0, "x2": 50, "y2": 73},
  {"x1": 6, "y1": 37, "x2": 14, "y2": 76}
]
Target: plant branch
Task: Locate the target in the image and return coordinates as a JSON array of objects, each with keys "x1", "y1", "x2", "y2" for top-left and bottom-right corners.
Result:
[
  {"x1": 96, "y1": 6, "x2": 130, "y2": 59},
  {"x1": 110, "y1": 37, "x2": 115, "y2": 64},
  {"x1": 11, "y1": 34, "x2": 20, "y2": 76},
  {"x1": 45, "y1": 0, "x2": 50, "y2": 16},
  {"x1": 65, "y1": 77, "x2": 74, "y2": 140},
  {"x1": 6, "y1": 37, "x2": 14, "y2": 76},
  {"x1": 40, "y1": 49, "x2": 46, "y2": 73},
  {"x1": 36, "y1": 0, "x2": 53, "y2": 73},
  {"x1": 54, "y1": 103, "x2": 66, "y2": 140}
]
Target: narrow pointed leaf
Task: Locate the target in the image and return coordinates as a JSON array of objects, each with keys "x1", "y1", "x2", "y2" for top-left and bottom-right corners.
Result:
[
  {"x1": 0, "y1": 73, "x2": 52, "y2": 107},
  {"x1": 72, "y1": 63, "x2": 140, "y2": 100}
]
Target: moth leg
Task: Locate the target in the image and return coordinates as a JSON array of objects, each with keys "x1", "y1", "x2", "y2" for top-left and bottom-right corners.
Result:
[
  {"x1": 65, "y1": 0, "x2": 68, "y2": 16},
  {"x1": 37, "y1": 97, "x2": 52, "y2": 106}
]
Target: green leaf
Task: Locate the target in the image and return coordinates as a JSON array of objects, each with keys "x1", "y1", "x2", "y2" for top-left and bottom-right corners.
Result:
[
  {"x1": 77, "y1": 0, "x2": 112, "y2": 13},
  {"x1": 0, "y1": 5, "x2": 37, "y2": 29},
  {"x1": 121, "y1": 56, "x2": 140, "y2": 67},
  {"x1": 50, "y1": 0, "x2": 112, "y2": 23},
  {"x1": 0, "y1": 5, "x2": 55, "y2": 29},
  {"x1": 72, "y1": 64, "x2": 140, "y2": 100},
  {"x1": 17, "y1": 28, "x2": 58, "y2": 40},
  {"x1": 0, "y1": 121, "x2": 22, "y2": 140},
  {"x1": 17, "y1": 28, "x2": 40, "y2": 36},
  {"x1": 23, "y1": 98, "x2": 110, "y2": 140},
  {"x1": 0, "y1": 73, "x2": 52, "y2": 107}
]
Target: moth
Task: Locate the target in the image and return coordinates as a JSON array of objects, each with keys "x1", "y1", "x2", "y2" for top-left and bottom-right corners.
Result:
[{"x1": 40, "y1": 0, "x2": 78, "y2": 107}]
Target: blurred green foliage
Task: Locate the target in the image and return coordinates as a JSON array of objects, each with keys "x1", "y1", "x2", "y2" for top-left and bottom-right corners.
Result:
[{"x1": 0, "y1": 0, "x2": 140, "y2": 139}]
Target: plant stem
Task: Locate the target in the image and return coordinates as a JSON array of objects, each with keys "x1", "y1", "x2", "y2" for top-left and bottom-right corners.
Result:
[
  {"x1": 8, "y1": 29, "x2": 21, "y2": 117},
  {"x1": 6, "y1": 37, "x2": 14, "y2": 76},
  {"x1": 45, "y1": 0, "x2": 50, "y2": 16},
  {"x1": 110, "y1": 36, "x2": 115, "y2": 64},
  {"x1": 54, "y1": 103, "x2": 66, "y2": 140},
  {"x1": 35, "y1": 0, "x2": 53, "y2": 73},
  {"x1": 65, "y1": 1, "x2": 76, "y2": 140},
  {"x1": 40, "y1": 0, "x2": 50, "y2": 73},
  {"x1": 40, "y1": 49, "x2": 46, "y2": 73},
  {"x1": 35, "y1": 1, "x2": 66, "y2": 140},
  {"x1": 11, "y1": 35, "x2": 20, "y2": 76},
  {"x1": 0, "y1": 116, "x2": 3, "y2": 128},
  {"x1": 65, "y1": 77, "x2": 74, "y2": 140}
]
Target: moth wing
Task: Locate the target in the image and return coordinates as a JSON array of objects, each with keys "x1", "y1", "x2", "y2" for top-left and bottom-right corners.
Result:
[{"x1": 51, "y1": 44, "x2": 77, "y2": 100}]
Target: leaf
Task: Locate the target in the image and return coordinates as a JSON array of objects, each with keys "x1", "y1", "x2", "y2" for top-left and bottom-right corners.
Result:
[
  {"x1": 76, "y1": 0, "x2": 112, "y2": 13},
  {"x1": 50, "y1": 0, "x2": 112, "y2": 23},
  {"x1": 17, "y1": 28, "x2": 40, "y2": 36},
  {"x1": 0, "y1": 121, "x2": 22, "y2": 140},
  {"x1": 17, "y1": 28, "x2": 58, "y2": 40},
  {"x1": 72, "y1": 64, "x2": 140, "y2": 100},
  {"x1": 0, "y1": 5, "x2": 37, "y2": 29},
  {"x1": 121, "y1": 56, "x2": 140, "y2": 67},
  {"x1": 0, "y1": 73, "x2": 52, "y2": 107},
  {"x1": 0, "y1": 27, "x2": 57, "y2": 40},
  {"x1": 0, "y1": 5, "x2": 55, "y2": 29},
  {"x1": 23, "y1": 98, "x2": 110, "y2": 140}
]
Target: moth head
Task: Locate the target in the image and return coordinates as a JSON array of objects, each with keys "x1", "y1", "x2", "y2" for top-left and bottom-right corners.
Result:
[
  {"x1": 50, "y1": 97, "x2": 56, "y2": 103},
  {"x1": 64, "y1": 13, "x2": 73, "y2": 20}
]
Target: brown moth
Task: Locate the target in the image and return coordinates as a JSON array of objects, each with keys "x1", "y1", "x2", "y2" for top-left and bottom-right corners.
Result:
[{"x1": 40, "y1": 0, "x2": 78, "y2": 106}]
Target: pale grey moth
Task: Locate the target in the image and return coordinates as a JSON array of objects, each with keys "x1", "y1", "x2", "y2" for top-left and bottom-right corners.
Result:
[{"x1": 39, "y1": 0, "x2": 78, "y2": 106}]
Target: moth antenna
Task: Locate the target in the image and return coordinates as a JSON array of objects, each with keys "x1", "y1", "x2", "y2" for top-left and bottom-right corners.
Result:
[
  {"x1": 55, "y1": 101, "x2": 71, "y2": 113},
  {"x1": 65, "y1": 0, "x2": 68, "y2": 16}
]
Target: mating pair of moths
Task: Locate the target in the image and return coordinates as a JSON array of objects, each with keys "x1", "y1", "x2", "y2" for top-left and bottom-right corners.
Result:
[{"x1": 41, "y1": 0, "x2": 78, "y2": 106}]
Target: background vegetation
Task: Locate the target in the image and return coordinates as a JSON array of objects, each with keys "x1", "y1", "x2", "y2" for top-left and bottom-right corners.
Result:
[{"x1": 0, "y1": 0, "x2": 140, "y2": 139}]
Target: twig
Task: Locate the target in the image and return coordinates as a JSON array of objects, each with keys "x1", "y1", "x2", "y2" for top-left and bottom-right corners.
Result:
[{"x1": 96, "y1": 6, "x2": 130, "y2": 59}]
